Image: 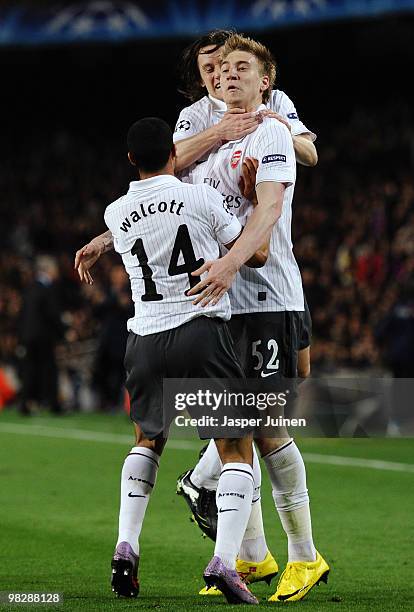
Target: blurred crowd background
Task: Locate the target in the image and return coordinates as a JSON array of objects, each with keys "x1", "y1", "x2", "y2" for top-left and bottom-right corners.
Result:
[{"x1": 1, "y1": 2, "x2": 413, "y2": 414}]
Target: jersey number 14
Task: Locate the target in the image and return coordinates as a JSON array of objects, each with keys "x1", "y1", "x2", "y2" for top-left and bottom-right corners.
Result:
[{"x1": 131, "y1": 224, "x2": 205, "y2": 301}]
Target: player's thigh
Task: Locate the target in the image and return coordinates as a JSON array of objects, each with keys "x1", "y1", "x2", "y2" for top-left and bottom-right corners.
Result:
[{"x1": 124, "y1": 331, "x2": 166, "y2": 440}]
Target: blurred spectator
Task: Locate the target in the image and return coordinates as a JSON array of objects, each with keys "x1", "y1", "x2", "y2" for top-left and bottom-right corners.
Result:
[
  {"x1": 375, "y1": 283, "x2": 414, "y2": 378},
  {"x1": 375, "y1": 282, "x2": 414, "y2": 432},
  {"x1": 18, "y1": 256, "x2": 64, "y2": 414},
  {"x1": 91, "y1": 265, "x2": 133, "y2": 412}
]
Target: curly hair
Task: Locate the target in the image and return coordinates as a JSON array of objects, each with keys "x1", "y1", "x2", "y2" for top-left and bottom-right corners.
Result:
[
  {"x1": 221, "y1": 34, "x2": 277, "y2": 104},
  {"x1": 177, "y1": 30, "x2": 235, "y2": 102}
]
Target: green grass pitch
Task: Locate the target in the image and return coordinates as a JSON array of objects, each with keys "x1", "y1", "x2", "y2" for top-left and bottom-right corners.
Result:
[{"x1": 0, "y1": 410, "x2": 413, "y2": 611}]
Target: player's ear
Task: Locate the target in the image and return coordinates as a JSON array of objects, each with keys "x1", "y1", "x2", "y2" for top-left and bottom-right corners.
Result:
[
  {"x1": 260, "y1": 75, "x2": 270, "y2": 96},
  {"x1": 127, "y1": 151, "x2": 136, "y2": 166}
]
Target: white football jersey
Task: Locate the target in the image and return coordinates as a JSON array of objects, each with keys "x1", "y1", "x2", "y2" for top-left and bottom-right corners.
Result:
[
  {"x1": 182, "y1": 109, "x2": 304, "y2": 314},
  {"x1": 104, "y1": 175, "x2": 242, "y2": 335},
  {"x1": 173, "y1": 90, "x2": 316, "y2": 144}
]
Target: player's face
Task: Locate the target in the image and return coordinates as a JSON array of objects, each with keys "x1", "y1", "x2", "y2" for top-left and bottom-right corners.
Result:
[
  {"x1": 197, "y1": 45, "x2": 224, "y2": 100},
  {"x1": 220, "y1": 50, "x2": 269, "y2": 111}
]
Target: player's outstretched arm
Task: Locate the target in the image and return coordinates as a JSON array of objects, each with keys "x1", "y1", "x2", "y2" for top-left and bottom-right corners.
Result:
[
  {"x1": 188, "y1": 181, "x2": 284, "y2": 306},
  {"x1": 74, "y1": 230, "x2": 114, "y2": 285},
  {"x1": 174, "y1": 109, "x2": 262, "y2": 172},
  {"x1": 293, "y1": 133, "x2": 318, "y2": 167}
]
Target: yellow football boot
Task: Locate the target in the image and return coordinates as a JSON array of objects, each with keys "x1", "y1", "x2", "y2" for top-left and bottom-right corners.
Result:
[
  {"x1": 268, "y1": 551, "x2": 329, "y2": 602},
  {"x1": 198, "y1": 585, "x2": 223, "y2": 596},
  {"x1": 199, "y1": 551, "x2": 278, "y2": 595}
]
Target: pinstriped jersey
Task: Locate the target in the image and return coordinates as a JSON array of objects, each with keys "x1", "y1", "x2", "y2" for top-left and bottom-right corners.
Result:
[
  {"x1": 104, "y1": 175, "x2": 242, "y2": 335},
  {"x1": 173, "y1": 90, "x2": 316, "y2": 144},
  {"x1": 182, "y1": 108, "x2": 304, "y2": 313}
]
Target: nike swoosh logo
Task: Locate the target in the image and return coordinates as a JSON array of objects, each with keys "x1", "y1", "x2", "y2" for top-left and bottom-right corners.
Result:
[
  {"x1": 218, "y1": 508, "x2": 238, "y2": 513},
  {"x1": 278, "y1": 585, "x2": 310, "y2": 601},
  {"x1": 128, "y1": 492, "x2": 145, "y2": 498},
  {"x1": 260, "y1": 371, "x2": 277, "y2": 378}
]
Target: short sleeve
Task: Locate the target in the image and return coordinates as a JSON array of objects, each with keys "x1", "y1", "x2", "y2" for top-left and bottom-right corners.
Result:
[
  {"x1": 252, "y1": 121, "x2": 296, "y2": 186},
  {"x1": 205, "y1": 186, "x2": 242, "y2": 246},
  {"x1": 173, "y1": 105, "x2": 209, "y2": 143},
  {"x1": 103, "y1": 207, "x2": 123, "y2": 254},
  {"x1": 271, "y1": 90, "x2": 317, "y2": 141}
]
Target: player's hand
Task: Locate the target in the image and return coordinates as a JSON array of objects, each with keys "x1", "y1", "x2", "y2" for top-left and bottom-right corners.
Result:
[
  {"x1": 74, "y1": 242, "x2": 102, "y2": 285},
  {"x1": 257, "y1": 109, "x2": 291, "y2": 132},
  {"x1": 216, "y1": 108, "x2": 263, "y2": 142},
  {"x1": 187, "y1": 255, "x2": 240, "y2": 307},
  {"x1": 239, "y1": 157, "x2": 259, "y2": 203}
]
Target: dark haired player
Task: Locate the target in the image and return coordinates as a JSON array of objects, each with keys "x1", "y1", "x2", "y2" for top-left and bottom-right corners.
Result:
[{"x1": 106, "y1": 116, "x2": 271, "y2": 604}]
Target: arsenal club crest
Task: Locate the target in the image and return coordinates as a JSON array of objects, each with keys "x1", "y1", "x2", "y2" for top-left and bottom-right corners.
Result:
[{"x1": 230, "y1": 150, "x2": 242, "y2": 169}]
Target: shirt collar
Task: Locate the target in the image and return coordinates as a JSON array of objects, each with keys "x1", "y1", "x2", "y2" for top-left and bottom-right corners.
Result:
[
  {"x1": 208, "y1": 95, "x2": 267, "y2": 115},
  {"x1": 128, "y1": 175, "x2": 181, "y2": 192}
]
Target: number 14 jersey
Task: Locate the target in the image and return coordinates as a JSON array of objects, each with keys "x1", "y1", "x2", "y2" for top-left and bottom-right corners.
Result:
[{"x1": 104, "y1": 175, "x2": 242, "y2": 336}]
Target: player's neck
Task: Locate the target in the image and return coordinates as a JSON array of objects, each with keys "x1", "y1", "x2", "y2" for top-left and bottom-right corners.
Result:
[
  {"x1": 227, "y1": 96, "x2": 263, "y2": 113},
  {"x1": 139, "y1": 161, "x2": 175, "y2": 180}
]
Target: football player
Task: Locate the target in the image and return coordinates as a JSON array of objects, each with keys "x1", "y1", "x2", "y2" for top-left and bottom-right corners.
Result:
[{"x1": 106, "y1": 116, "x2": 271, "y2": 604}]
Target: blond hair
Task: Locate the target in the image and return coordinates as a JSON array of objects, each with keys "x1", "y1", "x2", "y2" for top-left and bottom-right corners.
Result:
[{"x1": 221, "y1": 34, "x2": 276, "y2": 103}]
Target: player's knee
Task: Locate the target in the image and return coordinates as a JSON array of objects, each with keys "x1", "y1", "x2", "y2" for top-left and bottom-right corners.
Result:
[
  {"x1": 215, "y1": 436, "x2": 253, "y2": 465},
  {"x1": 134, "y1": 423, "x2": 166, "y2": 456},
  {"x1": 298, "y1": 347, "x2": 311, "y2": 379},
  {"x1": 255, "y1": 436, "x2": 291, "y2": 457},
  {"x1": 298, "y1": 364, "x2": 311, "y2": 379}
]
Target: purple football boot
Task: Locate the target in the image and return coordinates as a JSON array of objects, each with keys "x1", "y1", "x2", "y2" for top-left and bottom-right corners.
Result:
[
  {"x1": 111, "y1": 541, "x2": 139, "y2": 598},
  {"x1": 204, "y1": 556, "x2": 259, "y2": 604}
]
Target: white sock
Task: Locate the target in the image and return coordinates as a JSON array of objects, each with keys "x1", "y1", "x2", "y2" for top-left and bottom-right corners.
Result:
[
  {"x1": 239, "y1": 501, "x2": 268, "y2": 562},
  {"x1": 214, "y1": 462, "x2": 254, "y2": 569},
  {"x1": 263, "y1": 440, "x2": 316, "y2": 562},
  {"x1": 239, "y1": 445, "x2": 268, "y2": 563},
  {"x1": 116, "y1": 447, "x2": 159, "y2": 555},
  {"x1": 190, "y1": 439, "x2": 221, "y2": 489}
]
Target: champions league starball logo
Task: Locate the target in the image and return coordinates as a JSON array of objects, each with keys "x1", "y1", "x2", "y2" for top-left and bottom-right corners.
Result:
[{"x1": 175, "y1": 120, "x2": 191, "y2": 132}]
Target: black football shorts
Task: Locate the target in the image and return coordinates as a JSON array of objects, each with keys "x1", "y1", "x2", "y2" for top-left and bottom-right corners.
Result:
[
  {"x1": 124, "y1": 316, "x2": 245, "y2": 439},
  {"x1": 228, "y1": 310, "x2": 304, "y2": 379}
]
